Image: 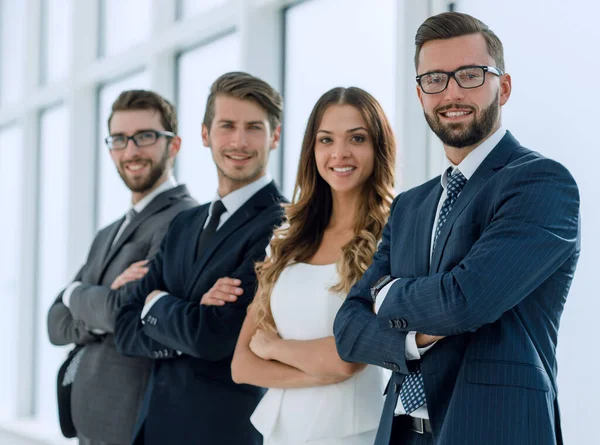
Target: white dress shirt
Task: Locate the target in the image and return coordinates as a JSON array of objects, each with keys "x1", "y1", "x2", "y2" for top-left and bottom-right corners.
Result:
[
  {"x1": 375, "y1": 127, "x2": 507, "y2": 418},
  {"x1": 62, "y1": 176, "x2": 178, "y2": 334},
  {"x1": 140, "y1": 174, "x2": 273, "y2": 320}
]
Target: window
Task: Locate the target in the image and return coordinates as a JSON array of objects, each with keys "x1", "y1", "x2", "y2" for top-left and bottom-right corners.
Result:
[
  {"x1": 178, "y1": 0, "x2": 229, "y2": 19},
  {"x1": 0, "y1": 125, "x2": 23, "y2": 420},
  {"x1": 40, "y1": 0, "x2": 74, "y2": 84},
  {"x1": 97, "y1": 71, "x2": 150, "y2": 229},
  {"x1": 282, "y1": 0, "x2": 397, "y2": 196},
  {"x1": 35, "y1": 105, "x2": 70, "y2": 425},
  {"x1": 99, "y1": 0, "x2": 152, "y2": 57},
  {"x1": 0, "y1": 0, "x2": 26, "y2": 104},
  {"x1": 176, "y1": 33, "x2": 241, "y2": 203}
]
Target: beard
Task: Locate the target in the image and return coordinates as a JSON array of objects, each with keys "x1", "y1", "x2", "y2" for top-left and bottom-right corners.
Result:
[
  {"x1": 117, "y1": 146, "x2": 169, "y2": 193},
  {"x1": 424, "y1": 94, "x2": 500, "y2": 148}
]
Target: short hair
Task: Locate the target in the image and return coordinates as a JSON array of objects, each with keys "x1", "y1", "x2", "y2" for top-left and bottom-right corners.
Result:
[
  {"x1": 203, "y1": 72, "x2": 283, "y2": 133},
  {"x1": 108, "y1": 90, "x2": 178, "y2": 134},
  {"x1": 415, "y1": 12, "x2": 505, "y2": 72}
]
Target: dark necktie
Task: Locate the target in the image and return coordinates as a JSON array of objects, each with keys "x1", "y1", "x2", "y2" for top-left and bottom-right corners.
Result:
[
  {"x1": 196, "y1": 200, "x2": 226, "y2": 259},
  {"x1": 399, "y1": 168, "x2": 467, "y2": 415}
]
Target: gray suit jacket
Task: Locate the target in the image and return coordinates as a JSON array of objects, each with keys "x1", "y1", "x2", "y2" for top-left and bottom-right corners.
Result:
[{"x1": 47, "y1": 184, "x2": 197, "y2": 444}]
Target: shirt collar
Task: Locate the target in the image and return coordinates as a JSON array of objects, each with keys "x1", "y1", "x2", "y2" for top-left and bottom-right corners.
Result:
[
  {"x1": 441, "y1": 126, "x2": 506, "y2": 189},
  {"x1": 210, "y1": 173, "x2": 273, "y2": 216},
  {"x1": 133, "y1": 175, "x2": 178, "y2": 213}
]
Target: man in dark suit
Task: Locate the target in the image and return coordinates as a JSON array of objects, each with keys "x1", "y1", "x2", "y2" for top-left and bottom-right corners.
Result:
[
  {"x1": 114, "y1": 72, "x2": 286, "y2": 445},
  {"x1": 334, "y1": 12, "x2": 580, "y2": 445},
  {"x1": 48, "y1": 90, "x2": 197, "y2": 445}
]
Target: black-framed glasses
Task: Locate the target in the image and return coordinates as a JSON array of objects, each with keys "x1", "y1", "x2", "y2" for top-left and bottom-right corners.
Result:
[
  {"x1": 416, "y1": 65, "x2": 504, "y2": 94},
  {"x1": 105, "y1": 130, "x2": 175, "y2": 151}
]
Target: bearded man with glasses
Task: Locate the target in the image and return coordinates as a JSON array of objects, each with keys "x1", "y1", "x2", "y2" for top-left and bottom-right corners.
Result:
[
  {"x1": 48, "y1": 90, "x2": 196, "y2": 445},
  {"x1": 335, "y1": 12, "x2": 580, "y2": 445}
]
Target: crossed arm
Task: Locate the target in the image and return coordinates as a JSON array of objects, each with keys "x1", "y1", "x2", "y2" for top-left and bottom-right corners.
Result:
[
  {"x1": 199, "y1": 279, "x2": 366, "y2": 388},
  {"x1": 47, "y1": 260, "x2": 149, "y2": 346},
  {"x1": 116, "y1": 228, "x2": 288, "y2": 361},
  {"x1": 66, "y1": 260, "x2": 149, "y2": 334},
  {"x1": 114, "y1": 247, "x2": 180, "y2": 359},
  {"x1": 334, "y1": 159, "x2": 580, "y2": 371}
]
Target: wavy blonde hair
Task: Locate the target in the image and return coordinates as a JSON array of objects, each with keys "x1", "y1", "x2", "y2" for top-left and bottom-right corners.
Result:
[{"x1": 251, "y1": 87, "x2": 396, "y2": 332}]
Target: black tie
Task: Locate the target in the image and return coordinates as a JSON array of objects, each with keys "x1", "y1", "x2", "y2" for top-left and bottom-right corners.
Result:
[{"x1": 196, "y1": 200, "x2": 226, "y2": 260}]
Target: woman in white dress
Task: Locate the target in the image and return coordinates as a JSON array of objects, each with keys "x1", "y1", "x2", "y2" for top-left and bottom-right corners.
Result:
[{"x1": 202, "y1": 87, "x2": 396, "y2": 444}]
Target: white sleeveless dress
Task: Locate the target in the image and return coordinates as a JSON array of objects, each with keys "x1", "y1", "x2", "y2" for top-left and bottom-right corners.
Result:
[{"x1": 250, "y1": 262, "x2": 384, "y2": 445}]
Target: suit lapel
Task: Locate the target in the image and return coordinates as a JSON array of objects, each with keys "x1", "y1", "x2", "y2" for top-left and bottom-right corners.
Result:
[
  {"x1": 415, "y1": 183, "x2": 442, "y2": 276},
  {"x1": 430, "y1": 132, "x2": 521, "y2": 272},
  {"x1": 185, "y1": 182, "x2": 281, "y2": 296},
  {"x1": 99, "y1": 185, "x2": 190, "y2": 277},
  {"x1": 99, "y1": 219, "x2": 123, "y2": 267},
  {"x1": 89, "y1": 219, "x2": 123, "y2": 284}
]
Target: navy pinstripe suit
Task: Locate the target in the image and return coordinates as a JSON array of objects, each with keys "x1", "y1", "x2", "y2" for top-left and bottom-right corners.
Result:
[{"x1": 333, "y1": 132, "x2": 580, "y2": 445}]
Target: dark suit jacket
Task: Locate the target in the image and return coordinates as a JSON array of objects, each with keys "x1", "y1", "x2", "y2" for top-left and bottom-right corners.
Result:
[
  {"x1": 47, "y1": 185, "x2": 197, "y2": 444},
  {"x1": 114, "y1": 181, "x2": 286, "y2": 445},
  {"x1": 334, "y1": 132, "x2": 580, "y2": 445}
]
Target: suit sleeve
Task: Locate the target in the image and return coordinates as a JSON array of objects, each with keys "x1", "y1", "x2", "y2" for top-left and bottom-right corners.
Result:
[
  {"x1": 140, "y1": 225, "x2": 273, "y2": 361},
  {"x1": 114, "y1": 241, "x2": 179, "y2": 359},
  {"x1": 47, "y1": 266, "x2": 100, "y2": 346},
  {"x1": 333, "y1": 197, "x2": 411, "y2": 374},
  {"x1": 376, "y1": 158, "x2": 580, "y2": 336},
  {"x1": 67, "y1": 220, "x2": 170, "y2": 333},
  {"x1": 67, "y1": 281, "x2": 138, "y2": 334}
]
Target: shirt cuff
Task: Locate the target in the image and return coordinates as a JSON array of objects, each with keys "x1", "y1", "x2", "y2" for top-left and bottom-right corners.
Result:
[
  {"x1": 62, "y1": 281, "x2": 82, "y2": 308},
  {"x1": 405, "y1": 331, "x2": 438, "y2": 360},
  {"x1": 141, "y1": 292, "x2": 169, "y2": 322},
  {"x1": 374, "y1": 278, "x2": 400, "y2": 314}
]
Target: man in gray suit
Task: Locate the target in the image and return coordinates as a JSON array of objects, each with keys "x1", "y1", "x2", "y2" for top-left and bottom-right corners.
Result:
[{"x1": 47, "y1": 89, "x2": 197, "y2": 445}]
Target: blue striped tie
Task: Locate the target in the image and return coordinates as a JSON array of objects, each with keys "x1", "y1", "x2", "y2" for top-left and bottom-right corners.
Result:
[{"x1": 400, "y1": 168, "x2": 467, "y2": 414}]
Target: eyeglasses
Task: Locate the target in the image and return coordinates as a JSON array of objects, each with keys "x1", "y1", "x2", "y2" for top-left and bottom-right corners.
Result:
[
  {"x1": 105, "y1": 130, "x2": 175, "y2": 151},
  {"x1": 416, "y1": 65, "x2": 504, "y2": 94}
]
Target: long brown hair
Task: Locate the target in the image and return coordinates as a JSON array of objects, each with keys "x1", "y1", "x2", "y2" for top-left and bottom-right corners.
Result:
[{"x1": 252, "y1": 87, "x2": 396, "y2": 332}]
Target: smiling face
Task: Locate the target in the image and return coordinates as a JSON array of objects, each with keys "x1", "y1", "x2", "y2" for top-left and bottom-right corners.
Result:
[
  {"x1": 314, "y1": 104, "x2": 375, "y2": 197},
  {"x1": 202, "y1": 95, "x2": 280, "y2": 197},
  {"x1": 109, "y1": 109, "x2": 180, "y2": 201},
  {"x1": 416, "y1": 33, "x2": 511, "y2": 156}
]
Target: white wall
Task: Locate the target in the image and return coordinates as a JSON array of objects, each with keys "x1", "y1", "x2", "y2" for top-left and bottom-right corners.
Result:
[{"x1": 454, "y1": 1, "x2": 599, "y2": 443}]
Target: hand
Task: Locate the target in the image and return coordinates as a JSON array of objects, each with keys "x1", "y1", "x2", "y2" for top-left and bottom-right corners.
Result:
[
  {"x1": 416, "y1": 333, "x2": 445, "y2": 347},
  {"x1": 111, "y1": 260, "x2": 149, "y2": 290},
  {"x1": 249, "y1": 329, "x2": 280, "y2": 361},
  {"x1": 145, "y1": 290, "x2": 165, "y2": 306},
  {"x1": 200, "y1": 277, "x2": 243, "y2": 306}
]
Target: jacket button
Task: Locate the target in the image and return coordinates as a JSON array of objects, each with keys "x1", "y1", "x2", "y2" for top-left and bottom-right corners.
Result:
[
  {"x1": 388, "y1": 320, "x2": 395, "y2": 329},
  {"x1": 392, "y1": 364, "x2": 400, "y2": 372}
]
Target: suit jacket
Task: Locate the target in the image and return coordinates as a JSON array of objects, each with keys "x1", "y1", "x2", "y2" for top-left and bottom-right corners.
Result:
[
  {"x1": 334, "y1": 132, "x2": 580, "y2": 445},
  {"x1": 114, "y1": 181, "x2": 286, "y2": 445},
  {"x1": 47, "y1": 184, "x2": 197, "y2": 444}
]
